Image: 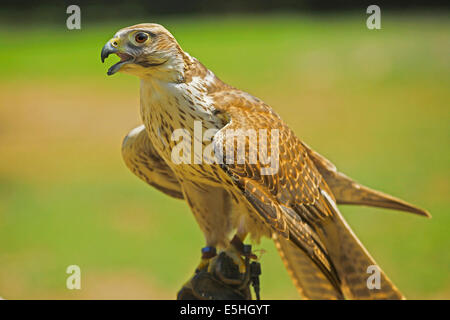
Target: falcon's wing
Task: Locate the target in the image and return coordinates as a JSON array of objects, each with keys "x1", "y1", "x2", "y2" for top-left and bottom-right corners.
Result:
[
  {"x1": 211, "y1": 90, "x2": 404, "y2": 299},
  {"x1": 122, "y1": 125, "x2": 183, "y2": 199},
  {"x1": 211, "y1": 91, "x2": 344, "y2": 296}
]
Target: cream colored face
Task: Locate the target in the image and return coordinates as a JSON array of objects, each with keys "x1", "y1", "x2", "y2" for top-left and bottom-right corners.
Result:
[{"x1": 101, "y1": 23, "x2": 183, "y2": 77}]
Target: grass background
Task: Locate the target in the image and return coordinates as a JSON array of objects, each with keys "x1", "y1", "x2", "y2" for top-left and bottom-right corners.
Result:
[{"x1": 0, "y1": 13, "x2": 449, "y2": 299}]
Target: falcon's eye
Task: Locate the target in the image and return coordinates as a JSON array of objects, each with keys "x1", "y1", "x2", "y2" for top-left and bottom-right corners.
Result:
[{"x1": 135, "y1": 32, "x2": 149, "y2": 43}]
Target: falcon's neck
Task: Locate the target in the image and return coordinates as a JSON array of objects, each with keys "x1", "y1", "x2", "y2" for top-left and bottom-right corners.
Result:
[
  {"x1": 139, "y1": 54, "x2": 227, "y2": 118},
  {"x1": 139, "y1": 54, "x2": 229, "y2": 155}
]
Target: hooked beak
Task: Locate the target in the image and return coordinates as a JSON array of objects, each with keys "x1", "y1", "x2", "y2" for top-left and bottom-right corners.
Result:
[{"x1": 101, "y1": 39, "x2": 135, "y2": 76}]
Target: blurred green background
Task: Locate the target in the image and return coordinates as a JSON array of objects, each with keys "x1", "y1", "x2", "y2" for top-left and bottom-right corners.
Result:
[{"x1": 0, "y1": 11, "x2": 449, "y2": 299}]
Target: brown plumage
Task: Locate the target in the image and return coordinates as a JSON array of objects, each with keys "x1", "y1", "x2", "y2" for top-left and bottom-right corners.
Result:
[{"x1": 102, "y1": 23, "x2": 429, "y2": 299}]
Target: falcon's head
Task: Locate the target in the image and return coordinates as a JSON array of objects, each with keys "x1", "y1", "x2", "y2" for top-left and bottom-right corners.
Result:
[{"x1": 101, "y1": 23, "x2": 186, "y2": 81}]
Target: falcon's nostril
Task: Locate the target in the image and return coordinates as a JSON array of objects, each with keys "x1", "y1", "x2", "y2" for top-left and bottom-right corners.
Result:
[{"x1": 110, "y1": 38, "x2": 120, "y2": 48}]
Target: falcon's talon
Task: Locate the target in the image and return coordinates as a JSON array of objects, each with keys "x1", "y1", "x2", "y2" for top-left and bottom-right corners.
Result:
[
  {"x1": 230, "y1": 235, "x2": 258, "y2": 260},
  {"x1": 196, "y1": 257, "x2": 213, "y2": 273},
  {"x1": 213, "y1": 251, "x2": 248, "y2": 286},
  {"x1": 178, "y1": 248, "x2": 253, "y2": 300},
  {"x1": 216, "y1": 246, "x2": 247, "y2": 275},
  {"x1": 192, "y1": 246, "x2": 218, "y2": 273}
]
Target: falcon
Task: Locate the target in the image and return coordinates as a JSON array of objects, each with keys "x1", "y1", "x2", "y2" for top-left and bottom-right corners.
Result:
[{"x1": 101, "y1": 23, "x2": 430, "y2": 299}]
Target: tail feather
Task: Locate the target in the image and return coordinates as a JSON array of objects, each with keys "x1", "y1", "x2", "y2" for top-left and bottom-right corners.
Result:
[
  {"x1": 274, "y1": 190, "x2": 406, "y2": 300},
  {"x1": 273, "y1": 234, "x2": 344, "y2": 300},
  {"x1": 319, "y1": 192, "x2": 405, "y2": 299}
]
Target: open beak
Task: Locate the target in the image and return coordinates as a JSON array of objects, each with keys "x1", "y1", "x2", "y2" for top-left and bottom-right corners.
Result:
[{"x1": 101, "y1": 39, "x2": 135, "y2": 76}]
